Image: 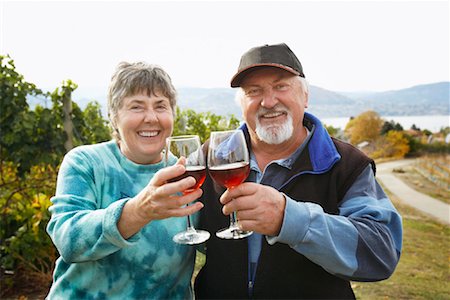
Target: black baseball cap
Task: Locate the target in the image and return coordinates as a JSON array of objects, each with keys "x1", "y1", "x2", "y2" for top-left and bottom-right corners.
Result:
[{"x1": 230, "y1": 43, "x2": 305, "y2": 87}]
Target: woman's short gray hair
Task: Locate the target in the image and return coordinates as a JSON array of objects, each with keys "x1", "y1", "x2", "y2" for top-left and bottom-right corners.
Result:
[
  {"x1": 107, "y1": 61, "x2": 177, "y2": 140},
  {"x1": 234, "y1": 75, "x2": 309, "y2": 105}
]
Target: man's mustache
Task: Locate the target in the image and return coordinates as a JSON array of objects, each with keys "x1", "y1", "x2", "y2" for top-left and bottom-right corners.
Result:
[{"x1": 256, "y1": 105, "x2": 289, "y2": 118}]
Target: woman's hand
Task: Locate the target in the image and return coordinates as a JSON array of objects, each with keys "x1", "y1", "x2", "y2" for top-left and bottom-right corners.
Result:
[{"x1": 118, "y1": 158, "x2": 203, "y2": 239}]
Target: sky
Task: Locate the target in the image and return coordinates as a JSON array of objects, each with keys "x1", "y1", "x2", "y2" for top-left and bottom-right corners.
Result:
[{"x1": 1, "y1": 0, "x2": 449, "y2": 94}]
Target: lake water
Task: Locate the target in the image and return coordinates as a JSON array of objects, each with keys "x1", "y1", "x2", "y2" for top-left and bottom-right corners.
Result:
[{"x1": 322, "y1": 115, "x2": 450, "y2": 133}]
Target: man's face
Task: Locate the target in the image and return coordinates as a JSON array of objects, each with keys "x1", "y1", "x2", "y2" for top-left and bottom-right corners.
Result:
[{"x1": 239, "y1": 68, "x2": 308, "y2": 145}]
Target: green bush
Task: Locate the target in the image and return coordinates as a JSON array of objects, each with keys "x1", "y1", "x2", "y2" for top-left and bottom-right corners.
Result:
[{"x1": 0, "y1": 163, "x2": 57, "y2": 296}]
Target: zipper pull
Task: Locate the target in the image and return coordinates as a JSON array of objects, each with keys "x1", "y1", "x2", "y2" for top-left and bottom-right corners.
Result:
[{"x1": 248, "y1": 280, "x2": 254, "y2": 297}]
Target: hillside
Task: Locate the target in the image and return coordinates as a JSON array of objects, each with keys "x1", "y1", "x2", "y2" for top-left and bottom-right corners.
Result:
[
  {"x1": 176, "y1": 82, "x2": 449, "y2": 118},
  {"x1": 352, "y1": 82, "x2": 449, "y2": 116},
  {"x1": 29, "y1": 82, "x2": 450, "y2": 119}
]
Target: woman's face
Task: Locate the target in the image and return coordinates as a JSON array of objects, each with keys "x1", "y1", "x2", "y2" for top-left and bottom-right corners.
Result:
[{"x1": 116, "y1": 91, "x2": 173, "y2": 164}]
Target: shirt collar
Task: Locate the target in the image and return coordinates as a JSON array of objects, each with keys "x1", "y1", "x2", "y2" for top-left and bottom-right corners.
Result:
[{"x1": 249, "y1": 126, "x2": 314, "y2": 173}]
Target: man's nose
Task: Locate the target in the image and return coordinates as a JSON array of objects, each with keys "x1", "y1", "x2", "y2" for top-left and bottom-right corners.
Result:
[{"x1": 261, "y1": 89, "x2": 278, "y2": 108}]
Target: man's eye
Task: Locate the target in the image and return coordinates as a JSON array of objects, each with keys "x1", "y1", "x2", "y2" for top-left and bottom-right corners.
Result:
[
  {"x1": 246, "y1": 89, "x2": 261, "y2": 96},
  {"x1": 275, "y1": 84, "x2": 288, "y2": 90}
]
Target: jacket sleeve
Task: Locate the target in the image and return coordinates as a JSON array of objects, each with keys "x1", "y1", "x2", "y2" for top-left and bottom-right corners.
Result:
[
  {"x1": 266, "y1": 164, "x2": 403, "y2": 281},
  {"x1": 46, "y1": 148, "x2": 141, "y2": 263}
]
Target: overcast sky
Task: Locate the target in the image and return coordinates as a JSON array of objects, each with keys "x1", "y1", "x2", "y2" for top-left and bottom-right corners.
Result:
[{"x1": 1, "y1": 0, "x2": 449, "y2": 93}]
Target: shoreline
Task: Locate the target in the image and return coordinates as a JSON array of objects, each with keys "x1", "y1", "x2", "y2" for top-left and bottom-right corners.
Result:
[{"x1": 321, "y1": 115, "x2": 450, "y2": 132}]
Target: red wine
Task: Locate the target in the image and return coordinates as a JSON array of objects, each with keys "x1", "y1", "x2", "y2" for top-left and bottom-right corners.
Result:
[
  {"x1": 168, "y1": 166, "x2": 206, "y2": 193},
  {"x1": 208, "y1": 162, "x2": 250, "y2": 189}
]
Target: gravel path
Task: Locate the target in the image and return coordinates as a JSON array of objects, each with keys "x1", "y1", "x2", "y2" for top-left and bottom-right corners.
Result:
[{"x1": 376, "y1": 159, "x2": 449, "y2": 225}]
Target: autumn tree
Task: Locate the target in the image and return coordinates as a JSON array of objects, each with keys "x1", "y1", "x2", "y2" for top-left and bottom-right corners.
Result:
[
  {"x1": 345, "y1": 110, "x2": 383, "y2": 145},
  {"x1": 371, "y1": 130, "x2": 410, "y2": 159}
]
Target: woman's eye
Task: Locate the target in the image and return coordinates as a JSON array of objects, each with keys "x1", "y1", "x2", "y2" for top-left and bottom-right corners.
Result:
[{"x1": 155, "y1": 103, "x2": 169, "y2": 111}]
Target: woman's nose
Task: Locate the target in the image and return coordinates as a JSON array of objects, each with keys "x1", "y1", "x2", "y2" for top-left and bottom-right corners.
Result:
[{"x1": 144, "y1": 109, "x2": 158, "y2": 122}]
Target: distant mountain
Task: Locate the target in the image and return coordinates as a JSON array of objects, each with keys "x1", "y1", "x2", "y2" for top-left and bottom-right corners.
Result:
[
  {"x1": 352, "y1": 82, "x2": 450, "y2": 116},
  {"x1": 27, "y1": 82, "x2": 450, "y2": 119},
  {"x1": 177, "y1": 87, "x2": 240, "y2": 117},
  {"x1": 355, "y1": 82, "x2": 449, "y2": 104},
  {"x1": 307, "y1": 86, "x2": 358, "y2": 118},
  {"x1": 175, "y1": 85, "x2": 358, "y2": 118},
  {"x1": 177, "y1": 83, "x2": 450, "y2": 118},
  {"x1": 309, "y1": 86, "x2": 355, "y2": 105}
]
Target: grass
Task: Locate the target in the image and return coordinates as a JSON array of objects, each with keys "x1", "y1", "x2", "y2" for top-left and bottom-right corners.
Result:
[{"x1": 352, "y1": 197, "x2": 450, "y2": 299}]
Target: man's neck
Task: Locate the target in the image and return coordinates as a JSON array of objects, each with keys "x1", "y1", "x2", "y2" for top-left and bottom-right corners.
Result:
[{"x1": 250, "y1": 126, "x2": 307, "y2": 171}]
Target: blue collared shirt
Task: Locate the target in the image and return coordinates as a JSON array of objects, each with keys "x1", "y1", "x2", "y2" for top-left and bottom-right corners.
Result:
[{"x1": 247, "y1": 126, "x2": 313, "y2": 285}]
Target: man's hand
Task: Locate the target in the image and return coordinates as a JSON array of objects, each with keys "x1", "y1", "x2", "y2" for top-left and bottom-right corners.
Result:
[{"x1": 220, "y1": 182, "x2": 286, "y2": 236}]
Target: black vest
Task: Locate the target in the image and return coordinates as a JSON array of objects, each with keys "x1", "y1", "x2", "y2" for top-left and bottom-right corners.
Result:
[{"x1": 194, "y1": 138, "x2": 374, "y2": 299}]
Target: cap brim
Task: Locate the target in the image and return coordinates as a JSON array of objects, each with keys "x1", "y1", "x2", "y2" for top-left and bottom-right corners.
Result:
[{"x1": 230, "y1": 63, "x2": 300, "y2": 87}]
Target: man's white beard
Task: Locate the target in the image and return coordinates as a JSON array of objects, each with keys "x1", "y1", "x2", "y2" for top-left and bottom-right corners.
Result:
[{"x1": 255, "y1": 106, "x2": 293, "y2": 145}]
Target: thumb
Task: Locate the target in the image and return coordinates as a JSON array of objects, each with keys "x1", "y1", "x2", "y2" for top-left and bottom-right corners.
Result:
[{"x1": 175, "y1": 156, "x2": 186, "y2": 166}]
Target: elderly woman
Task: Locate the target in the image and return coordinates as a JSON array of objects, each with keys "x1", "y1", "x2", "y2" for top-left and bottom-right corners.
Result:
[{"x1": 46, "y1": 62, "x2": 203, "y2": 299}]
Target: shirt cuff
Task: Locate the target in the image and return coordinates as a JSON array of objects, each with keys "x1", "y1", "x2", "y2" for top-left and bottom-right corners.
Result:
[
  {"x1": 266, "y1": 194, "x2": 311, "y2": 246},
  {"x1": 103, "y1": 198, "x2": 141, "y2": 248}
]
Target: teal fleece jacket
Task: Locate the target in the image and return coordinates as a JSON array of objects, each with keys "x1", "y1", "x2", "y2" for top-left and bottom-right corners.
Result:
[{"x1": 46, "y1": 140, "x2": 196, "y2": 299}]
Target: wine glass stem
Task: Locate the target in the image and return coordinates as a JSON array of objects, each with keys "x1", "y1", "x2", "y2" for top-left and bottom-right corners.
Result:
[
  {"x1": 185, "y1": 204, "x2": 196, "y2": 232},
  {"x1": 230, "y1": 211, "x2": 238, "y2": 228},
  {"x1": 186, "y1": 215, "x2": 194, "y2": 231}
]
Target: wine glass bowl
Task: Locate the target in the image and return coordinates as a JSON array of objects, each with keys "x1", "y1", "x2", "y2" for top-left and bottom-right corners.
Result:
[
  {"x1": 166, "y1": 135, "x2": 210, "y2": 245},
  {"x1": 207, "y1": 162, "x2": 250, "y2": 189},
  {"x1": 207, "y1": 130, "x2": 253, "y2": 239},
  {"x1": 167, "y1": 165, "x2": 206, "y2": 193}
]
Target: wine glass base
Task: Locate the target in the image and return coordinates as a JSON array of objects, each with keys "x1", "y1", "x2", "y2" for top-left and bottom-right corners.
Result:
[
  {"x1": 216, "y1": 226, "x2": 253, "y2": 240},
  {"x1": 173, "y1": 229, "x2": 210, "y2": 245}
]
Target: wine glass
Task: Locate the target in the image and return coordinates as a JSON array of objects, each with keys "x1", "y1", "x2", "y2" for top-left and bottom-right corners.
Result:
[
  {"x1": 166, "y1": 135, "x2": 210, "y2": 245},
  {"x1": 207, "y1": 130, "x2": 253, "y2": 239}
]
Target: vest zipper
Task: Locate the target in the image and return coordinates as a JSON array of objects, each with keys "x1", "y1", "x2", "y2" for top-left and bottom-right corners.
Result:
[{"x1": 248, "y1": 280, "x2": 254, "y2": 298}]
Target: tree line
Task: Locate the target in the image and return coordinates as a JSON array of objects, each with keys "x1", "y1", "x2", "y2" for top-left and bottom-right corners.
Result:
[{"x1": 325, "y1": 110, "x2": 449, "y2": 159}]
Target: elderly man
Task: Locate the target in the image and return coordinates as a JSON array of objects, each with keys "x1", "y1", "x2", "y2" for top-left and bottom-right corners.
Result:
[{"x1": 194, "y1": 43, "x2": 402, "y2": 299}]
